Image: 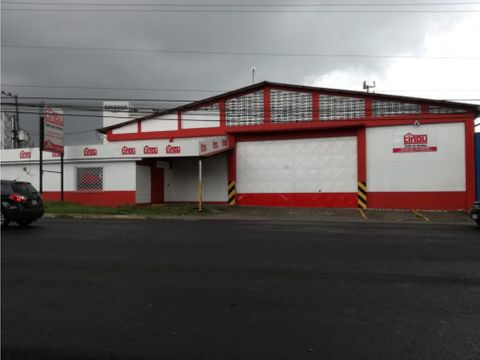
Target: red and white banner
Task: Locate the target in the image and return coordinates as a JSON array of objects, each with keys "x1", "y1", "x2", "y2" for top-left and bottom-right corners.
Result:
[
  {"x1": 393, "y1": 131, "x2": 437, "y2": 153},
  {"x1": 44, "y1": 107, "x2": 64, "y2": 154},
  {"x1": 199, "y1": 137, "x2": 230, "y2": 157}
]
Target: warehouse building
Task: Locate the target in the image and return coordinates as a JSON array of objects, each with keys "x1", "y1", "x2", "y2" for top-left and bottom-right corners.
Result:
[{"x1": 1, "y1": 81, "x2": 478, "y2": 210}]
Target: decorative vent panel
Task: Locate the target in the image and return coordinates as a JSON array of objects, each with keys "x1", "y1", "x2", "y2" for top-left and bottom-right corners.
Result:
[
  {"x1": 271, "y1": 90, "x2": 312, "y2": 123},
  {"x1": 76, "y1": 167, "x2": 103, "y2": 191},
  {"x1": 226, "y1": 91, "x2": 264, "y2": 126},
  {"x1": 372, "y1": 100, "x2": 421, "y2": 117},
  {"x1": 319, "y1": 95, "x2": 365, "y2": 120},
  {"x1": 429, "y1": 105, "x2": 466, "y2": 114}
]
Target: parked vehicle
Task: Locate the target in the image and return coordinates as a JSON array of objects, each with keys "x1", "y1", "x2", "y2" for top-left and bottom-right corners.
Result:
[
  {"x1": 1, "y1": 180, "x2": 44, "y2": 227},
  {"x1": 471, "y1": 201, "x2": 480, "y2": 226}
]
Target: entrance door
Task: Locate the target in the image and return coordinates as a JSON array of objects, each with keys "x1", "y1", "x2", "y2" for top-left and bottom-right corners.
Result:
[{"x1": 151, "y1": 167, "x2": 164, "y2": 204}]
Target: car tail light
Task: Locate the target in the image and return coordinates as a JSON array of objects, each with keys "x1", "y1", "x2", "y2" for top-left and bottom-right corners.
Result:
[{"x1": 9, "y1": 193, "x2": 28, "y2": 203}]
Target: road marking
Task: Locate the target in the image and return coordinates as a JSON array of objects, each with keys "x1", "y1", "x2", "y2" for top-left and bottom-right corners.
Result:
[
  {"x1": 358, "y1": 208, "x2": 368, "y2": 220},
  {"x1": 411, "y1": 209, "x2": 430, "y2": 222}
]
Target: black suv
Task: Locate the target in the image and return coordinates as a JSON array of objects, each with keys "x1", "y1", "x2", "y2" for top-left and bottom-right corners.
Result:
[
  {"x1": 471, "y1": 201, "x2": 480, "y2": 226},
  {"x1": 1, "y1": 180, "x2": 44, "y2": 227}
]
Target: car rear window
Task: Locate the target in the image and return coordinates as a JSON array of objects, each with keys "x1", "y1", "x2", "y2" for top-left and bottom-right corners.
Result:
[
  {"x1": 11, "y1": 182, "x2": 38, "y2": 196},
  {"x1": 1, "y1": 181, "x2": 13, "y2": 195}
]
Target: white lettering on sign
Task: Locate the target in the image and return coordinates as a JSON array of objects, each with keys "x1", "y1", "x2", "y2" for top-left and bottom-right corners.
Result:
[
  {"x1": 166, "y1": 145, "x2": 181, "y2": 154},
  {"x1": 122, "y1": 146, "x2": 136, "y2": 155},
  {"x1": 84, "y1": 147, "x2": 97, "y2": 156},
  {"x1": 143, "y1": 145, "x2": 159, "y2": 155},
  {"x1": 20, "y1": 150, "x2": 31, "y2": 159}
]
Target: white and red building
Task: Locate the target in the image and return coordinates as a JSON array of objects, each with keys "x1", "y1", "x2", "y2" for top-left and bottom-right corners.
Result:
[{"x1": 1, "y1": 82, "x2": 478, "y2": 210}]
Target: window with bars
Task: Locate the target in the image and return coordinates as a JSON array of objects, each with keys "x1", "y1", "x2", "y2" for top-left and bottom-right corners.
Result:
[
  {"x1": 76, "y1": 167, "x2": 103, "y2": 191},
  {"x1": 319, "y1": 95, "x2": 365, "y2": 120},
  {"x1": 429, "y1": 105, "x2": 466, "y2": 114},
  {"x1": 372, "y1": 100, "x2": 421, "y2": 117},
  {"x1": 271, "y1": 90, "x2": 312, "y2": 123},
  {"x1": 225, "y1": 91, "x2": 264, "y2": 126}
]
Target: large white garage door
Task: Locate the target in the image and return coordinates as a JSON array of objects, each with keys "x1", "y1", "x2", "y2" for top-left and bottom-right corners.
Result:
[{"x1": 236, "y1": 137, "x2": 357, "y2": 194}]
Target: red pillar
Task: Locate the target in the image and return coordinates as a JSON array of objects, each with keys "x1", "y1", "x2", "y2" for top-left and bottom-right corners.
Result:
[{"x1": 465, "y1": 118, "x2": 476, "y2": 209}]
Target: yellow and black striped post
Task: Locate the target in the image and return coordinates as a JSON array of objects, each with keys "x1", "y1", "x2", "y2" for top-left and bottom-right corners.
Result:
[
  {"x1": 358, "y1": 181, "x2": 367, "y2": 209},
  {"x1": 228, "y1": 180, "x2": 236, "y2": 206}
]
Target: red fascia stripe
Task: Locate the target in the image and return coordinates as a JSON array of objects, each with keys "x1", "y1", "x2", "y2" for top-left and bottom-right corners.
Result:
[
  {"x1": 42, "y1": 191, "x2": 136, "y2": 207},
  {"x1": 368, "y1": 191, "x2": 467, "y2": 210},
  {"x1": 236, "y1": 193, "x2": 357, "y2": 208}
]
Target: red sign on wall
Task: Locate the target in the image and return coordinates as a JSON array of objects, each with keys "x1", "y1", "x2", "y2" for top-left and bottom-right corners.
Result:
[
  {"x1": 20, "y1": 150, "x2": 31, "y2": 159},
  {"x1": 166, "y1": 145, "x2": 181, "y2": 154},
  {"x1": 84, "y1": 147, "x2": 97, "y2": 156},
  {"x1": 393, "y1": 132, "x2": 437, "y2": 153}
]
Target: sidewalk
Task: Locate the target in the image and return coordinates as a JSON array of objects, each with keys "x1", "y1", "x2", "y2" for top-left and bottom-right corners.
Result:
[{"x1": 45, "y1": 206, "x2": 475, "y2": 225}]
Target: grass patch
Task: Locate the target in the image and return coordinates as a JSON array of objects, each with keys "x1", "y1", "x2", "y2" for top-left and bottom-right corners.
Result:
[{"x1": 44, "y1": 201, "x2": 216, "y2": 216}]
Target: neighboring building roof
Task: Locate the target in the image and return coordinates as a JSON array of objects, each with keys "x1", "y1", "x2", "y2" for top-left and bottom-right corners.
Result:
[{"x1": 97, "y1": 80, "x2": 479, "y2": 133}]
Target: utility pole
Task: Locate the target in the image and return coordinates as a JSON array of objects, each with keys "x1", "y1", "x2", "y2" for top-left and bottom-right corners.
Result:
[
  {"x1": 39, "y1": 102, "x2": 44, "y2": 194},
  {"x1": 1, "y1": 91, "x2": 20, "y2": 148}
]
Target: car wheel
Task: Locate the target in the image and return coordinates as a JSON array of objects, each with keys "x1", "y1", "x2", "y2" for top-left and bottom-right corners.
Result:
[{"x1": 1, "y1": 211, "x2": 9, "y2": 228}]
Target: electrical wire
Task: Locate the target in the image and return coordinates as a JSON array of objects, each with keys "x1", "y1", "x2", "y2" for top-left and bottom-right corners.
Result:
[
  {"x1": 3, "y1": 44, "x2": 479, "y2": 61},
  {"x1": 4, "y1": 1, "x2": 480, "y2": 7}
]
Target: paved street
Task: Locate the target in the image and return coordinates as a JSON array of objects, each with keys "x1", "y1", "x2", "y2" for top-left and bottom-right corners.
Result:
[{"x1": 2, "y1": 218, "x2": 480, "y2": 360}]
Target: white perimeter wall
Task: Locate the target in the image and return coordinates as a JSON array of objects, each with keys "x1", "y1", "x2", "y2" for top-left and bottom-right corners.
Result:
[
  {"x1": 236, "y1": 137, "x2": 358, "y2": 193},
  {"x1": 136, "y1": 165, "x2": 151, "y2": 203},
  {"x1": 0, "y1": 161, "x2": 137, "y2": 192},
  {"x1": 366, "y1": 122, "x2": 466, "y2": 191},
  {"x1": 165, "y1": 153, "x2": 227, "y2": 202}
]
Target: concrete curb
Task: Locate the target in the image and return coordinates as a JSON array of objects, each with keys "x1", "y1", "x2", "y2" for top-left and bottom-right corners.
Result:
[{"x1": 43, "y1": 209, "x2": 475, "y2": 226}]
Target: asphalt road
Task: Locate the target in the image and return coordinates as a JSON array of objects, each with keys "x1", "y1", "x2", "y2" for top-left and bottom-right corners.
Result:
[{"x1": 2, "y1": 218, "x2": 480, "y2": 360}]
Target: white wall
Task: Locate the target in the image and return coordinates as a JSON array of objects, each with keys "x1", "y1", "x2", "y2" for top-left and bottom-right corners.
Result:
[
  {"x1": 165, "y1": 154, "x2": 227, "y2": 202},
  {"x1": 112, "y1": 122, "x2": 138, "y2": 135},
  {"x1": 236, "y1": 137, "x2": 358, "y2": 193},
  {"x1": 366, "y1": 123, "x2": 466, "y2": 191},
  {"x1": 136, "y1": 165, "x2": 151, "y2": 203},
  {"x1": 181, "y1": 109, "x2": 220, "y2": 129},
  {"x1": 142, "y1": 113, "x2": 178, "y2": 132},
  {"x1": 0, "y1": 161, "x2": 137, "y2": 192}
]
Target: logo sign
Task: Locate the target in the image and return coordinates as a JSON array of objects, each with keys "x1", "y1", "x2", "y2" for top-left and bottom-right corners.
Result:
[
  {"x1": 199, "y1": 137, "x2": 230, "y2": 156},
  {"x1": 393, "y1": 131, "x2": 437, "y2": 153},
  {"x1": 44, "y1": 107, "x2": 64, "y2": 154},
  {"x1": 166, "y1": 145, "x2": 181, "y2": 154},
  {"x1": 143, "y1": 145, "x2": 158, "y2": 155},
  {"x1": 122, "y1": 146, "x2": 136, "y2": 155},
  {"x1": 20, "y1": 150, "x2": 31, "y2": 159},
  {"x1": 83, "y1": 147, "x2": 97, "y2": 157}
]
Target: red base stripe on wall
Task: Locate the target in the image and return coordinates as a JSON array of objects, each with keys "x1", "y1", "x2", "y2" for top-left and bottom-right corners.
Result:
[
  {"x1": 368, "y1": 192, "x2": 466, "y2": 210},
  {"x1": 236, "y1": 193, "x2": 357, "y2": 208},
  {"x1": 42, "y1": 191, "x2": 136, "y2": 207}
]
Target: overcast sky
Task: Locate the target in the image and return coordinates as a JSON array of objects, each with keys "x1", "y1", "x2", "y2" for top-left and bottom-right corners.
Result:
[{"x1": 1, "y1": 0, "x2": 479, "y2": 146}]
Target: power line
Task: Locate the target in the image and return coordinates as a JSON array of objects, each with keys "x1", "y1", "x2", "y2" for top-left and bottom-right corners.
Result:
[
  {"x1": 1, "y1": 84, "x2": 222, "y2": 93},
  {"x1": 3, "y1": 7, "x2": 479, "y2": 13},
  {"x1": 4, "y1": 1, "x2": 480, "y2": 7},
  {"x1": 3, "y1": 44, "x2": 479, "y2": 61}
]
